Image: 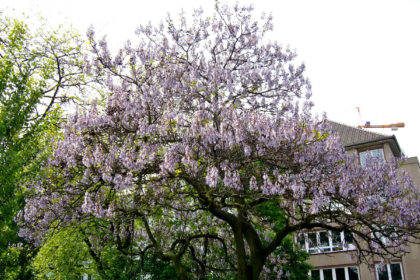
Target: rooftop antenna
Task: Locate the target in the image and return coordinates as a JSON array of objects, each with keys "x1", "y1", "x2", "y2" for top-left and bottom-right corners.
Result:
[{"x1": 356, "y1": 107, "x2": 362, "y2": 126}]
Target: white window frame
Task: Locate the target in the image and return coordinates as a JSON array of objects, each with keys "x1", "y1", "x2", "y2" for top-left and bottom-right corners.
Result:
[
  {"x1": 309, "y1": 266, "x2": 360, "y2": 280},
  {"x1": 296, "y1": 230, "x2": 355, "y2": 254},
  {"x1": 375, "y1": 262, "x2": 404, "y2": 280}
]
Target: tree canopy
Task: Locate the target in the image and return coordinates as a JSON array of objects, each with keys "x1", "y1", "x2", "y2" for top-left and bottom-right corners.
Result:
[
  {"x1": 0, "y1": 15, "x2": 88, "y2": 278},
  {"x1": 16, "y1": 3, "x2": 420, "y2": 280}
]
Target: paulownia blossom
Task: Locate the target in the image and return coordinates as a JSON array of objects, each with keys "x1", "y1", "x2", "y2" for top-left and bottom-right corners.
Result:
[{"x1": 20, "y1": 3, "x2": 420, "y2": 280}]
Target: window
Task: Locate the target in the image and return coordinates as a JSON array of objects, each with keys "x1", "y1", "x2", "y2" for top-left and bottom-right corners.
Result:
[
  {"x1": 296, "y1": 230, "x2": 355, "y2": 254},
  {"x1": 310, "y1": 266, "x2": 359, "y2": 280},
  {"x1": 359, "y1": 148, "x2": 384, "y2": 167},
  {"x1": 376, "y1": 263, "x2": 404, "y2": 280}
]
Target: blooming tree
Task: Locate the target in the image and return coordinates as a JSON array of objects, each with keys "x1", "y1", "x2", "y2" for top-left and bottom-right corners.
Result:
[{"x1": 20, "y1": 3, "x2": 420, "y2": 280}]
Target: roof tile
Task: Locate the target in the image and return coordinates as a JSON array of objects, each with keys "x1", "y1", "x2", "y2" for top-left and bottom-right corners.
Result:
[{"x1": 328, "y1": 120, "x2": 389, "y2": 147}]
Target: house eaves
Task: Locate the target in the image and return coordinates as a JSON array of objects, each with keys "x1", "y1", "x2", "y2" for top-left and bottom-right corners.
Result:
[{"x1": 328, "y1": 120, "x2": 402, "y2": 157}]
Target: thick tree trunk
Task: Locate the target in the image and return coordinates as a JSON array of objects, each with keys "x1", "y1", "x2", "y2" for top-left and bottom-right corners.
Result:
[
  {"x1": 233, "y1": 222, "x2": 248, "y2": 280},
  {"x1": 192, "y1": 184, "x2": 269, "y2": 280},
  {"x1": 171, "y1": 256, "x2": 190, "y2": 280},
  {"x1": 248, "y1": 239, "x2": 266, "y2": 279},
  {"x1": 234, "y1": 213, "x2": 268, "y2": 280},
  {"x1": 243, "y1": 217, "x2": 267, "y2": 280},
  {"x1": 249, "y1": 253, "x2": 265, "y2": 280}
]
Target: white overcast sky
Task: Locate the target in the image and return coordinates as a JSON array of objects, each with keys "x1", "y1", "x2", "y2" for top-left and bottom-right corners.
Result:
[{"x1": 3, "y1": 0, "x2": 420, "y2": 157}]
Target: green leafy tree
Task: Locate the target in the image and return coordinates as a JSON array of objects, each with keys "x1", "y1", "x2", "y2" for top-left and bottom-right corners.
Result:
[
  {"x1": 32, "y1": 217, "x2": 177, "y2": 279},
  {"x1": 266, "y1": 238, "x2": 312, "y2": 280},
  {"x1": 0, "y1": 15, "x2": 88, "y2": 278},
  {"x1": 31, "y1": 226, "x2": 97, "y2": 280}
]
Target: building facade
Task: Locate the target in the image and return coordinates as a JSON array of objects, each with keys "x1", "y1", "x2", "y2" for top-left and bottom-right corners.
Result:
[{"x1": 302, "y1": 121, "x2": 420, "y2": 280}]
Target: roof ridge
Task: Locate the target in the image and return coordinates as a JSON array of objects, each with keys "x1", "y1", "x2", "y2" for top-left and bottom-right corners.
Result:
[
  {"x1": 327, "y1": 119, "x2": 389, "y2": 137},
  {"x1": 326, "y1": 120, "x2": 401, "y2": 157},
  {"x1": 327, "y1": 119, "x2": 392, "y2": 148}
]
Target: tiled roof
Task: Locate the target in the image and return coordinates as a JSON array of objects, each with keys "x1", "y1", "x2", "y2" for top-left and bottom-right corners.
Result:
[{"x1": 328, "y1": 120, "x2": 390, "y2": 147}]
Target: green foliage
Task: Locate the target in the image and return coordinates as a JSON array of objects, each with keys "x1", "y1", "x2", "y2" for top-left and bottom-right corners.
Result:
[
  {"x1": 95, "y1": 243, "x2": 142, "y2": 279},
  {"x1": 267, "y1": 237, "x2": 312, "y2": 280},
  {"x1": 0, "y1": 16, "x2": 51, "y2": 279},
  {"x1": 141, "y1": 253, "x2": 177, "y2": 280},
  {"x1": 30, "y1": 219, "x2": 178, "y2": 280},
  {"x1": 101, "y1": 251, "x2": 177, "y2": 280},
  {"x1": 256, "y1": 201, "x2": 312, "y2": 279},
  {"x1": 255, "y1": 200, "x2": 287, "y2": 232},
  {"x1": 0, "y1": 14, "x2": 88, "y2": 279},
  {"x1": 81, "y1": 220, "x2": 178, "y2": 279},
  {"x1": 32, "y1": 227, "x2": 97, "y2": 280},
  {"x1": 0, "y1": 244, "x2": 35, "y2": 280}
]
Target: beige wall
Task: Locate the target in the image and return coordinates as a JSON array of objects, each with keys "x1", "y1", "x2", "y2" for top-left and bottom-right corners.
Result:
[
  {"x1": 307, "y1": 145, "x2": 420, "y2": 280},
  {"x1": 383, "y1": 143, "x2": 394, "y2": 161},
  {"x1": 400, "y1": 157, "x2": 420, "y2": 280},
  {"x1": 401, "y1": 157, "x2": 420, "y2": 189}
]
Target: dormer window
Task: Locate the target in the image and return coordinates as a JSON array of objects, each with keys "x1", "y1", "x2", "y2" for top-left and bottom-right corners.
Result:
[{"x1": 359, "y1": 148, "x2": 385, "y2": 167}]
